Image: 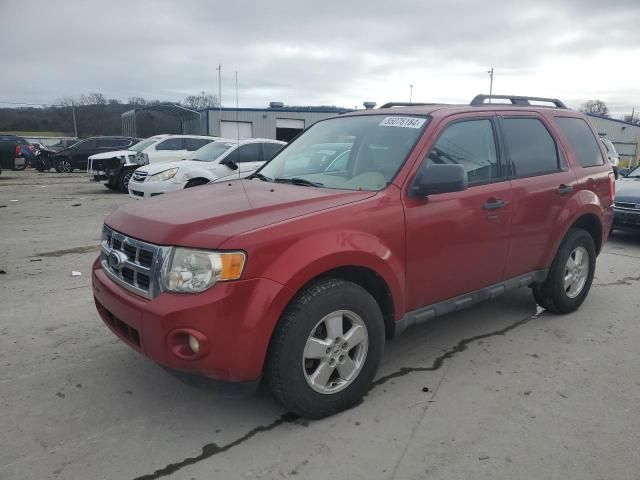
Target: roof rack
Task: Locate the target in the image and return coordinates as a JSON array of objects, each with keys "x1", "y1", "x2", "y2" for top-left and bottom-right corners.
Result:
[
  {"x1": 471, "y1": 94, "x2": 567, "y2": 109},
  {"x1": 378, "y1": 102, "x2": 442, "y2": 109}
]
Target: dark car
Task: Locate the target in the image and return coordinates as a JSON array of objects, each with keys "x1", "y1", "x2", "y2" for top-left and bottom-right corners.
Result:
[
  {"x1": 0, "y1": 134, "x2": 31, "y2": 171},
  {"x1": 50, "y1": 136, "x2": 138, "y2": 173},
  {"x1": 613, "y1": 166, "x2": 640, "y2": 233}
]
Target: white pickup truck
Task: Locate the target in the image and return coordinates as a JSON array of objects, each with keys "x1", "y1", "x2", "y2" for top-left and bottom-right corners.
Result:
[{"x1": 88, "y1": 134, "x2": 219, "y2": 191}]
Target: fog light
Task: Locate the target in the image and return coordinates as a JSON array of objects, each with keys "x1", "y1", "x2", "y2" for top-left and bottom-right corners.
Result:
[{"x1": 188, "y1": 335, "x2": 200, "y2": 354}]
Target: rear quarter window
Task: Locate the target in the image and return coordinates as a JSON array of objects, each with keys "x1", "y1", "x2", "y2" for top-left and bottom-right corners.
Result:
[
  {"x1": 554, "y1": 117, "x2": 604, "y2": 167},
  {"x1": 502, "y1": 118, "x2": 559, "y2": 177}
]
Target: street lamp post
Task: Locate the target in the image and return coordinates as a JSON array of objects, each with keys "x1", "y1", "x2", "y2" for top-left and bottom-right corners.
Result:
[{"x1": 487, "y1": 68, "x2": 494, "y2": 102}]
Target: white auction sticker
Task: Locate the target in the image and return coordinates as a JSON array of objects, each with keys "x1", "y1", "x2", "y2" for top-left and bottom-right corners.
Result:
[{"x1": 379, "y1": 116, "x2": 426, "y2": 129}]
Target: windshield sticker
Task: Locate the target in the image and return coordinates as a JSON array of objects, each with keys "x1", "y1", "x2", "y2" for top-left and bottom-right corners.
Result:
[{"x1": 379, "y1": 116, "x2": 426, "y2": 128}]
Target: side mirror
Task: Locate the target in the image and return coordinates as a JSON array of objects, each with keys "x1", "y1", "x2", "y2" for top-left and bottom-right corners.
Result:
[
  {"x1": 410, "y1": 164, "x2": 468, "y2": 197},
  {"x1": 220, "y1": 157, "x2": 238, "y2": 170}
]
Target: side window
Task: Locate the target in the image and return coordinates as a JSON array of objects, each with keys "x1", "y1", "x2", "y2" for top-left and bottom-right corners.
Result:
[
  {"x1": 78, "y1": 140, "x2": 96, "y2": 150},
  {"x1": 236, "y1": 143, "x2": 261, "y2": 163},
  {"x1": 156, "y1": 138, "x2": 184, "y2": 151},
  {"x1": 115, "y1": 138, "x2": 133, "y2": 147},
  {"x1": 185, "y1": 138, "x2": 213, "y2": 151},
  {"x1": 555, "y1": 117, "x2": 604, "y2": 167},
  {"x1": 97, "y1": 139, "x2": 119, "y2": 148},
  {"x1": 425, "y1": 119, "x2": 499, "y2": 184},
  {"x1": 262, "y1": 143, "x2": 284, "y2": 161},
  {"x1": 502, "y1": 118, "x2": 559, "y2": 177}
]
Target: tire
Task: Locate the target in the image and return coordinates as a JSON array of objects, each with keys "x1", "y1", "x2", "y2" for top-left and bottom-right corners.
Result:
[
  {"x1": 185, "y1": 178, "x2": 209, "y2": 188},
  {"x1": 55, "y1": 158, "x2": 73, "y2": 173},
  {"x1": 117, "y1": 169, "x2": 133, "y2": 192},
  {"x1": 104, "y1": 183, "x2": 119, "y2": 191},
  {"x1": 531, "y1": 228, "x2": 596, "y2": 314},
  {"x1": 266, "y1": 278, "x2": 385, "y2": 419}
]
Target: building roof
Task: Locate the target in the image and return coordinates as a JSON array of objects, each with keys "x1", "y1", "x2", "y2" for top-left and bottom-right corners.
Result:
[
  {"x1": 586, "y1": 113, "x2": 640, "y2": 129},
  {"x1": 202, "y1": 106, "x2": 352, "y2": 114}
]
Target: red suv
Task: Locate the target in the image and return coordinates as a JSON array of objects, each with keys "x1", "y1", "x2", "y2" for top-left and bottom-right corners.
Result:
[{"x1": 92, "y1": 95, "x2": 614, "y2": 418}]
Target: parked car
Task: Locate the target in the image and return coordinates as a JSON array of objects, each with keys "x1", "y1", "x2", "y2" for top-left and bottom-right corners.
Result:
[
  {"x1": 88, "y1": 134, "x2": 219, "y2": 192},
  {"x1": 0, "y1": 134, "x2": 31, "y2": 170},
  {"x1": 612, "y1": 166, "x2": 640, "y2": 233},
  {"x1": 127, "y1": 138, "x2": 286, "y2": 199},
  {"x1": 50, "y1": 136, "x2": 138, "y2": 173},
  {"x1": 601, "y1": 137, "x2": 620, "y2": 178},
  {"x1": 93, "y1": 94, "x2": 614, "y2": 418}
]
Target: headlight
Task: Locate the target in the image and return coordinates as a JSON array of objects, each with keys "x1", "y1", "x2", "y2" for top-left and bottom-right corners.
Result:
[
  {"x1": 148, "y1": 167, "x2": 179, "y2": 182},
  {"x1": 162, "y1": 248, "x2": 246, "y2": 293}
]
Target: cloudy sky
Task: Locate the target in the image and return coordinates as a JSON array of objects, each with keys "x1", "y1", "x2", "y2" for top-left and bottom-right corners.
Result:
[{"x1": 2, "y1": 0, "x2": 640, "y2": 117}]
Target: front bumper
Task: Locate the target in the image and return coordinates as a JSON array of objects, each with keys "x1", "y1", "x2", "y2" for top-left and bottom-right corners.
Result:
[
  {"x1": 92, "y1": 258, "x2": 293, "y2": 381},
  {"x1": 128, "y1": 179, "x2": 185, "y2": 199},
  {"x1": 613, "y1": 207, "x2": 640, "y2": 231}
]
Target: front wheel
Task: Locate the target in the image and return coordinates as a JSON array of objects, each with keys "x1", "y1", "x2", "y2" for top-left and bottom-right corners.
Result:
[
  {"x1": 117, "y1": 169, "x2": 133, "y2": 192},
  {"x1": 266, "y1": 278, "x2": 385, "y2": 418},
  {"x1": 532, "y1": 228, "x2": 596, "y2": 314},
  {"x1": 55, "y1": 158, "x2": 73, "y2": 173}
]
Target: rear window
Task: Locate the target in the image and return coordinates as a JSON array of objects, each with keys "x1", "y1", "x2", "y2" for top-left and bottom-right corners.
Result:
[
  {"x1": 185, "y1": 138, "x2": 213, "y2": 151},
  {"x1": 502, "y1": 118, "x2": 559, "y2": 177},
  {"x1": 555, "y1": 117, "x2": 604, "y2": 167}
]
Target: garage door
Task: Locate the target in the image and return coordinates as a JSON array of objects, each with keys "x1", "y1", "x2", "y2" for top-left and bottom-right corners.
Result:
[
  {"x1": 221, "y1": 121, "x2": 253, "y2": 139},
  {"x1": 276, "y1": 118, "x2": 305, "y2": 142}
]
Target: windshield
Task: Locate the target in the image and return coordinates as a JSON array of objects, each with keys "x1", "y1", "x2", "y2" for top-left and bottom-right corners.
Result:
[
  {"x1": 131, "y1": 136, "x2": 162, "y2": 152},
  {"x1": 258, "y1": 115, "x2": 429, "y2": 191},
  {"x1": 626, "y1": 166, "x2": 640, "y2": 178},
  {"x1": 186, "y1": 141, "x2": 235, "y2": 161}
]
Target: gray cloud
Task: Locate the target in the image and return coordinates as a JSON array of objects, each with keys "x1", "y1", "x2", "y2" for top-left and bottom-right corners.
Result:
[{"x1": 1, "y1": 0, "x2": 639, "y2": 115}]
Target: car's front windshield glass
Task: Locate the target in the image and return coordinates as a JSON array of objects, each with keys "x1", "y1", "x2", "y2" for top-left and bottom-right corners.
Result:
[
  {"x1": 258, "y1": 115, "x2": 429, "y2": 191},
  {"x1": 626, "y1": 166, "x2": 640, "y2": 178},
  {"x1": 131, "y1": 137, "x2": 161, "y2": 152},
  {"x1": 187, "y1": 142, "x2": 235, "y2": 162}
]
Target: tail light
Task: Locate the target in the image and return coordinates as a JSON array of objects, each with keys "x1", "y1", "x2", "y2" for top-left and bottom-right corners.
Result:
[
  {"x1": 15, "y1": 145, "x2": 20, "y2": 156},
  {"x1": 608, "y1": 172, "x2": 615, "y2": 202}
]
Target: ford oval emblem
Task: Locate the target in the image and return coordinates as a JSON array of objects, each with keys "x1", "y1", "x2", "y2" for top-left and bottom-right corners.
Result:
[{"x1": 108, "y1": 250, "x2": 127, "y2": 270}]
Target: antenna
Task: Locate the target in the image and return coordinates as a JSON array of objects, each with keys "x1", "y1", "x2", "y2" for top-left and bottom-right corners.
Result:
[
  {"x1": 216, "y1": 64, "x2": 222, "y2": 136},
  {"x1": 235, "y1": 71, "x2": 240, "y2": 178}
]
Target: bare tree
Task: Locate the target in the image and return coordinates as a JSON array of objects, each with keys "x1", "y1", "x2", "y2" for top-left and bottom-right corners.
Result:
[
  {"x1": 579, "y1": 99, "x2": 609, "y2": 117},
  {"x1": 86, "y1": 92, "x2": 107, "y2": 105},
  {"x1": 128, "y1": 97, "x2": 147, "y2": 106},
  {"x1": 182, "y1": 93, "x2": 219, "y2": 110}
]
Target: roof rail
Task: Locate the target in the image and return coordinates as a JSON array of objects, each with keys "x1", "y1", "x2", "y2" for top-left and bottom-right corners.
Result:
[
  {"x1": 379, "y1": 102, "x2": 441, "y2": 109},
  {"x1": 470, "y1": 94, "x2": 567, "y2": 109}
]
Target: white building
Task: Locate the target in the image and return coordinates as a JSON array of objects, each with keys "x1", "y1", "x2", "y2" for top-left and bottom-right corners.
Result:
[{"x1": 586, "y1": 113, "x2": 640, "y2": 168}]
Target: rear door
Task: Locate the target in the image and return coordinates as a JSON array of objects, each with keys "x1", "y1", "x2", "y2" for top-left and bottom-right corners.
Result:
[
  {"x1": 499, "y1": 113, "x2": 577, "y2": 278},
  {"x1": 404, "y1": 113, "x2": 512, "y2": 309},
  {"x1": 71, "y1": 139, "x2": 96, "y2": 169},
  {"x1": 150, "y1": 137, "x2": 186, "y2": 163}
]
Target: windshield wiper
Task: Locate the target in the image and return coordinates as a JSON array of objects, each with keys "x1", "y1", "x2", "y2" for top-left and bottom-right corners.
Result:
[
  {"x1": 273, "y1": 177, "x2": 324, "y2": 187},
  {"x1": 249, "y1": 172, "x2": 273, "y2": 182}
]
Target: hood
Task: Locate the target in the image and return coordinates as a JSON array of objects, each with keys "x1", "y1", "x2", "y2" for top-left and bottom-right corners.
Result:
[
  {"x1": 88, "y1": 150, "x2": 134, "y2": 160},
  {"x1": 106, "y1": 180, "x2": 376, "y2": 248},
  {"x1": 137, "y1": 159, "x2": 191, "y2": 175},
  {"x1": 615, "y1": 177, "x2": 640, "y2": 203}
]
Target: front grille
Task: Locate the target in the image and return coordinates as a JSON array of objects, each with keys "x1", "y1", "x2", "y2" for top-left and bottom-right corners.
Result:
[
  {"x1": 615, "y1": 211, "x2": 640, "y2": 226},
  {"x1": 96, "y1": 299, "x2": 141, "y2": 348},
  {"x1": 614, "y1": 201, "x2": 640, "y2": 210},
  {"x1": 100, "y1": 225, "x2": 169, "y2": 299},
  {"x1": 132, "y1": 171, "x2": 148, "y2": 183}
]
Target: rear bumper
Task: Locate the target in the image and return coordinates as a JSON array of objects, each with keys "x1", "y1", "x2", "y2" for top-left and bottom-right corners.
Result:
[{"x1": 91, "y1": 258, "x2": 294, "y2": 382}]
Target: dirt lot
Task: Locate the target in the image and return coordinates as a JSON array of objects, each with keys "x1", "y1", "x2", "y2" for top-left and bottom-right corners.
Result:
[{"x1": 1, "y1": 170, "x2": 640, "y2": 480}]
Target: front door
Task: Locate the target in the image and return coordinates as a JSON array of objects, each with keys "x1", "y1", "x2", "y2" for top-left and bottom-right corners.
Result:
[{"x1": 404, "y1": 115, "x2": 512, "y2": 310}]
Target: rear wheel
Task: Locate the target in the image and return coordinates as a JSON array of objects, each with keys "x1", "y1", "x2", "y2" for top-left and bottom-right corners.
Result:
[
  {"x1": 55, "y1": 158, "x2": 73, "y2": 173},
  {"x1": 266, "y1": 278, "x2": 385, "y2": 418},
  {"x1": 532, "y1": 228, "x2": 596, "y2": 313}
]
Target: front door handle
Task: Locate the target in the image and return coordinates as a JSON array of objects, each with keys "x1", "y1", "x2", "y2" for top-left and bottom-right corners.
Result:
[
  {"x1": 557, "y1": 184, "x2": 573, "y2": 195},
  {"x1": 483, "y1": 198, "x2": 505, "y2": 210}
]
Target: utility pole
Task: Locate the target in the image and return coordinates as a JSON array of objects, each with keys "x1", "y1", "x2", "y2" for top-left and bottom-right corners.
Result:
[
  {"x1": 487, "y1": 67, "x2": 494, "y2": 102},
  {"x1": 71, "y1": 100, "x2": 78, "y2": 137},
  {"x1": 217, "y1": 64, "x2": 222, "y2": 136},
  {"x1": 409, "y1": 84, "x2": 413, "y2": 103}
]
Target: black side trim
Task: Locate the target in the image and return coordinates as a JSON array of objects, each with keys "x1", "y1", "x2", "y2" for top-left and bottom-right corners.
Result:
[{"x1": 394, "y1": 270, "x2": 548, "y2": 336}]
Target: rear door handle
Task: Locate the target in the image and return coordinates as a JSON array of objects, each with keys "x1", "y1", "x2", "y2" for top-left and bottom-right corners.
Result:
[
  {"x1": 557, "y1": 184, "x2": 573, "y2": 195},
  {"x1": 483, "y1": 199, "x2": 505, "y2": 210}
]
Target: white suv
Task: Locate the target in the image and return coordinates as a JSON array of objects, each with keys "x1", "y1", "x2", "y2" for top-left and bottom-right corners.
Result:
[
  {"x1": 88, "y1": 134, "x2": 220, "y2": 191},
  {"x1": 128, "y1": 138, "x2": 286, "y2": 199}
]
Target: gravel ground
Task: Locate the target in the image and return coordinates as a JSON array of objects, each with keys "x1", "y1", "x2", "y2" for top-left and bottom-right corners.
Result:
[{"x1": 1, "y1": 170, "x2": 640, "y2": 480}]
